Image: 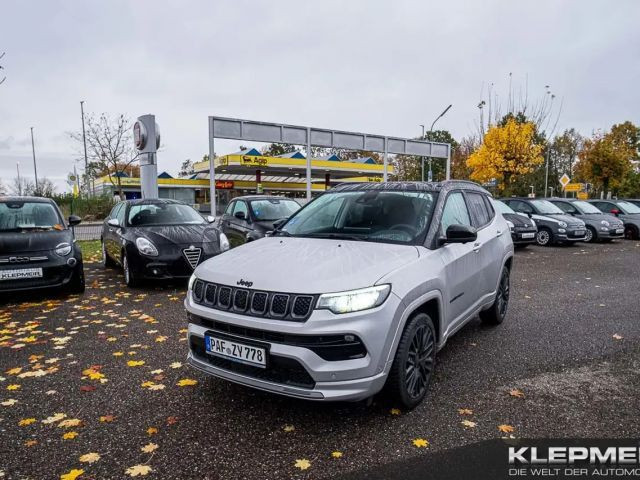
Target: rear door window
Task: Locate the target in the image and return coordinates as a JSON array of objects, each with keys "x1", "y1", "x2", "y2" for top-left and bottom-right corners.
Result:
[{"x1": 466, "y1": 192, "x2": 491, "y2": 228}]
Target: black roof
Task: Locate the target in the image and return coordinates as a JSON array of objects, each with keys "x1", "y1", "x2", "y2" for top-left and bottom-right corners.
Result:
[
  {"x1": 330, "y1": 180, "x2": 489, "y2": 195},
  {"x1": 0, "y1": 196, "x2": 55, "y2": 203}
]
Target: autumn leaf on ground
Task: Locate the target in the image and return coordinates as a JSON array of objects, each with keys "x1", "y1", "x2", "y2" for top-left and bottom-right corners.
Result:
[
  {"x1": 331, "y1": 451, "x2": 343, "y2": 458},
  {"x1": 148, "y1": 384, "x2": 165, "y2": 390},
  {"x1": 141, "y1": 443, "x2": 158, "y2": 453},
  {"x1": 63, "y1": 431, "x2": 79, "y2": 440},
  {"x1": 166, "y1": 416, "x2": 178, "y2": 425},
  {"x1": 42, "y1": 413, "x2": 67, "y2": 424},
  {"x1": 498, "y1": 424, "x2": 515, "y2": 433},
  {"x1": 613, "y1": 334, "x2": 623, "y2": 340},
  {"x1": 412, "y1": 438, "x2": 429, "y2": 448},
  {"x1": 58, "y1": 418, "x2": 83, "y2": 428},
  {"x1": 125, "y1": 465, "x2": 153, "y2": 477},
  {"x1": 283, "y1": 424, "x2": 295, "y2": 432},
  {"x1": 80, "y1": 385, "x2": 96, "y2": 392},
  {"x1": 7, "y1": 384, "x2": 20, "y2": 390},
  {"x1": 2, "y1": 399, "x2": 18, "y2": 406},
  {"x1": 127, "y1": 360, "x2": 145, "y2": 367},
  {"x1": 79, "y1": 452, "x2": 101, "y2": 463},
  {"x1": 170, "y1": 362, "x2": 182, "y2": 369},
  {"x1": 294, "y1": 459, "x2": 311, "y2": 470},
  {"x1": 6, "y1": 367, "x2": 22, "y2": 375},
  {"x1": 19, "y1": 418, "x2": 36, "y2": 426},
  {"x1": 458, "y1": 408, "x2": 473, "y2": 415},
  {"x1": 176, "y1": 378, "x2": 197, "y2": 387},
  {"x1": 25, "y1": 439, "x2": 38, "y2": 447},
  {"x1": 146, "y1": 427, "x2": 158, "y2": 435},
  {"x1": 113, "y1": 352, "x2": 124, "y2": 357},
  {"x1": 99, "y1": 415, "x2": 115, "y2": 423},
  {"x1": 509, "y1": 389, "x2": 525, "y2": 398},
  {"x1": 390, "y1": 408, "x2": 401, "y2": 415},
  {"x1": 461, "y1": 420, "x2": 477, "y2": 428},
  {"x1": 60, "y1": 468, "x2": 84, "y2": 480}
]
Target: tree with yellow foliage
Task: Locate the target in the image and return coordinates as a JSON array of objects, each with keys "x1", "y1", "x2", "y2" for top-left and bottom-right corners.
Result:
[{"x1": 467, "y1": 118, "x2": 544, "y2": 193}]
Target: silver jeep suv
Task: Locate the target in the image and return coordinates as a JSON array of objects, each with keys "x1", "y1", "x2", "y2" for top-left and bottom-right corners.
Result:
[{"x1": 185, "y1": 181, "x2": 514, "y2": 408}]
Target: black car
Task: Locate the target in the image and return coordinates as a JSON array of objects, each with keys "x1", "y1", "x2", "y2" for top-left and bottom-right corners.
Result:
[
  {"x1": 500, "y1": 197, "x2": 587, "y2": 246},
  {"x1": 101, "y1": 199, "x2": 230, "y2": 286},
  {"x1": 588, "y1": 199, "x2": 640, "y2": 240},
  {"x1": 494, "y1": 200, "x2": 537, "y2": 247},
  {"x1": 0, "y1": 196, "x2": 84, "y2": 294},
  {"x1": 219, "y1": 195, "x2": 301, "y2": 248},
  {"x1": 547, "y1": 198, "x2": 624, "y2": 243}
]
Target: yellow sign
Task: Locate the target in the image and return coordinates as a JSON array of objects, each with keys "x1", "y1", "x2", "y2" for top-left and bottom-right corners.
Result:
[
  {"x1": 559, "y1": 174, "x2": 571, "y2": 187},
  {"x1": 564, "y1": 183, "x2": 582, "y2": 192},
  {"x1": 577, "y1": 192, "x2": 588, "y2": 200}
]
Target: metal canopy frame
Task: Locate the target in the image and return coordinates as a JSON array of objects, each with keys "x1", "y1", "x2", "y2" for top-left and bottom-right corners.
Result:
[{"x1": 208, "y1": 116, "x2": 451, "y2": 215}]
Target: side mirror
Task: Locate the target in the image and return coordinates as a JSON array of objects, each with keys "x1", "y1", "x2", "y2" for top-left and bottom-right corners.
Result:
[
  {"x1": 272, "y1": 218, "x2": 287, "y2": 230},
  {"x1": 107, "y1": 218, "x2": 120, "y2": 227},
  {"x1": 234, "y1": 211, "x2": 246, "y2": 220},
  {"x1": 444, "y1": 224, "x2": 477, "y2": 244},
  {"x1": 206, "y1": 215, "x2": 215, "y2": 223},
  {"x1": 68, "y1": 215, "x2": 82, "y2": 226}
]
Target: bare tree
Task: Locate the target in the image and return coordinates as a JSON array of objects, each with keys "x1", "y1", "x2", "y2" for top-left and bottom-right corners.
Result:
[
  {"x1": 69, "y1": 113, "x2": 137, "y2": 199},
  {"x1": 10, "y1": 177, "x2": 56, "y2": 197},
  {"x1": 0, "y1": 178, "x2": 7, "y2": 195}
]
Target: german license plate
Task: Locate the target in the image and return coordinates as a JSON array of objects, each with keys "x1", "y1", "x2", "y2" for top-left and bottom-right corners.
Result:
[
  {"x1": 0, "y1": 268, "x2": 43, "y2": 281},
  {"x1": 616, "y1": 228, "x2": 624, "y2": 234},
  {"x1": 521, "y1": 232, "x2": 535, "y2": 239},
  {"x1": 574, "y1": 230, "x2": 585, "y2": 236},
  {"x1": 205, "y1": 335, "x2": 267, "y2": 368}
]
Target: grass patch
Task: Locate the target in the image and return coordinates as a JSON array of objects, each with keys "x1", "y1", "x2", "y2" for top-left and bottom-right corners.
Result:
[{"x1": 78, "y1": 240, "x2": 102, "y2": 264}]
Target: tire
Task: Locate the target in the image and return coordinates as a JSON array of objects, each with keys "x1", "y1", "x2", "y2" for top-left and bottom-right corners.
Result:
[
  {"x1": 584, "y1": 226, "x2": 596, "y2": 243},
  {"x1": 480, "y1": 266, "x2": 510, "y2": 325},
  {"x1": 122, "y1": 253, "x2": 140, "y2": 287},
  {"x1": 386, "y1": 313, "x2": 436, "y2": 410},
  {"x1": 67, "y1": 262, "x2": 86, "y2": 294},
  {"x1": 102, "y1": 240, "x2": 116, "y2": 268},
  {"x1": 535, "y1": 228, "x2": 552, "y2": 246},
  {"x1": 625, "y1": 225, "x2": 639, "y2": 240}
]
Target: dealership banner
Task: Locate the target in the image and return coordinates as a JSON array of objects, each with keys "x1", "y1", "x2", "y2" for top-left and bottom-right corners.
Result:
[{"x1": 338, "y1": 439, "x2": 640, "y2": 480}]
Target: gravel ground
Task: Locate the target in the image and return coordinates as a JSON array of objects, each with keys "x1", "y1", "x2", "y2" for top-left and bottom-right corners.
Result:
[{"x1": 1, "y1": 240, "x2": 639, "y2": 479}]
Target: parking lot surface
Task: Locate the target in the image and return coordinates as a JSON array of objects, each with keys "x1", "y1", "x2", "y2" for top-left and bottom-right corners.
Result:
[{"x1": 1, "y1": 241, "x2": 639, "y2": 479}]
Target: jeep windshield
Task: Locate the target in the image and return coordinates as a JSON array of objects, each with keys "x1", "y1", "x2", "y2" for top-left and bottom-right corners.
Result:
[
  {"x1": 278, "y1": 190, "x2": 437, "y2": 245},
  {"x1": 0, "y1": 201, "x2": 64, "y2": 232}
]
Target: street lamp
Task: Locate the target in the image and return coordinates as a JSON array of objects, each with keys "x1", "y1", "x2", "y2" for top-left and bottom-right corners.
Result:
[
  {"x1": 80, "y1": 101, "x2": 89, "y2": 196},
  {"x1": 530, "y1": 185, "x2": 535, "y2": 196},
  {"x1": 423, "y1": 104, "x2": 452, "y2": 182},
  {"x1": 30, "y1": 127, "x2": 39, "y2": 193}
]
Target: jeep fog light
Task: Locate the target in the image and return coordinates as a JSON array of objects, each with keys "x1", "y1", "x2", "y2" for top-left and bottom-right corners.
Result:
[{"x1": 317, "y1": 285, "x2": 391, "y2": 314}]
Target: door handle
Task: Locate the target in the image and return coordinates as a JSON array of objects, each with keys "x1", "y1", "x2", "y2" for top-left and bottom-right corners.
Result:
[
  {"x1": 473, "y1": 242, "x2": 482, "y2": 253},
  {"x1": 496, "y1": 229, "x2": 503, "y2": 236}
]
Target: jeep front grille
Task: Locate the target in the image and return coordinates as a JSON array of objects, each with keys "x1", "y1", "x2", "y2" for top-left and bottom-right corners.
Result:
[
  {"x1": 182, "y1": 248, "x2": 202, "y2": 269},
  {"x1": 192, "y1": 281, "x2": 316, "y2": 322}
]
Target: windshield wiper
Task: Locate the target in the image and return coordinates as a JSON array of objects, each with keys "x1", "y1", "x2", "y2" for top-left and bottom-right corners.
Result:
[
  {"x1": 273, "y1": 230, "x2": 292, "y2": 237},
  {"x1": 302, "y1": 233, "x2": 368, "y2": 241}
]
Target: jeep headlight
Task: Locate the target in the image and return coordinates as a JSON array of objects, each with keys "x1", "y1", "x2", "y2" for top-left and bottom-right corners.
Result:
[
  {"x1": 219, "y1": 232, "x2": 230, "y2": 252},
  {"x1": 54, "y1": 242, "x2": 72, "y2": 256},
  {"x1": 316, "y1": 285, "x2": 391, "y2": 314},
  {"x1": 188, "y1": 273, "x2": 197, "y2": 291},
  {"x1": 135, "y1": 237, "x2": 158, "y2": 256},
  {"x1": 601, "y1": 220, "x2": 610, "y2": 227}
]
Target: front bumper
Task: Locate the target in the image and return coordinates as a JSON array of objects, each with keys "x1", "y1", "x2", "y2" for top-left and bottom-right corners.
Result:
[
  {"x1": 127, "y1": 244, "x2": 216, "y2": 280},
  {"x1": 185, "y1": 290, "x2": 402, "y2": 401},
  {"x1": 596, "y1": 226, "x2": 625, "y2": 239},
  {"x1": 555, "y1": 228, "x2": 587, "y2": 242},
  {"x1": 0, "y1": 252, "x2": 80, "y2": 293},
  {"x1": 511, "y1": 229, "x2": 537, "y2": 244}
]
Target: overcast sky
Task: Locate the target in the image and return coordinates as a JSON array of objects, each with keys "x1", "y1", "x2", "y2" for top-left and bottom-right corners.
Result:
[{"x1": 1, "y1": 0, "x2": 639, "y2": 193}]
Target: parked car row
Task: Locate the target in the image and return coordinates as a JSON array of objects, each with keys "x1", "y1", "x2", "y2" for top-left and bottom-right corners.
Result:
[{"x1": 1, "y1": 185, "x2": 637, "y2": 411}]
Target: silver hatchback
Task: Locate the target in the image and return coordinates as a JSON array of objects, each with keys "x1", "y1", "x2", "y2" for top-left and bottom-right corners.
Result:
[{"x1": 185, "y1": 181, "x2": 514, "y2": 408}]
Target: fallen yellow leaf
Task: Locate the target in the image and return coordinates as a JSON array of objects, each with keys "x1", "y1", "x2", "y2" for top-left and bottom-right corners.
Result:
[
  {"x1": 390, "y1": 408, "x2": 401, "y2": 415},
  {"x1": 458, "y1": 408, "x2": 473, "y2": 415},
  {"x1": 60, "y1": 468, "x2": 84, "y2": 480},
  {"x1": 412, "y1": 438, "x2": 429, "y2": 448},
  {"x1": 127, "y1": 360, "x2": 145, "y2": 367},
  {"x1": 170, "y1": 362, "x2": 182, "y2": 369},
  {"x1": 19, "y1": 418, "x2": 36, "y2": 426},
  {"x1": 176, "y1": 378, "x2": 197, "y2": 387},
  {"x1": 141, "y1": 443, "x2": 158, "y2": 453},
  {"x1": 7, "y1": 384, "x2": 20, "y2": 390},
  {"x1": 294, "y1": 459, "x2": 311, "y2": 470},
  {"x1": 331, "y1": 451, "x2": 343, "y2": 458},
  {"x1": 125, "y1": 464, "x2": 153, "y2": 477},
  {"x1": 461, "y1": 420, "x2": 477, "y2": 428},
  {"x1": 63, "y1": 431, "x2": 79, "y2": 440},
  {"x1": 112, "y1": 352, "x2": 124, "y2": 357},
  {"x1": 283, "y1": 424, "x2": 295, "y2": 432},
  {"x1": 6, "y1": 367, "x2": 22, "y2": 375},
  {"x1": 509, "y1": 389, "x2": 525, "y2": 398},
  {"x1": 146, "y1": 427, "x2": 158, "y2": 435},
  {"x1": 58, "y1": 418, "x2": 83, "y2": 428},
  {"x1": 79, "y1": 452, "x2": 101, "y2": 463},
  {"x1": 498, "y1": 424, "x2": 515, "y2": 433}
]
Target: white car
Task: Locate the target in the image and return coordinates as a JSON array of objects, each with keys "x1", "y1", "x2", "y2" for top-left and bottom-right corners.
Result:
[{"x1": 185, "y1": 181, "x2": 514, "y2": 408}]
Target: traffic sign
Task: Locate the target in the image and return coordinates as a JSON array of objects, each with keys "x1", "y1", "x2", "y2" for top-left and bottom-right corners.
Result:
[
  {"x1": 559, "y1": 174, "x2": 571, "y2": 188},
  {"x1": 577, "y1": 192, "x2": 588, "y2": 200},
  {"x1": 564, "y1": 183, "x2": 582, "y2": 192}
]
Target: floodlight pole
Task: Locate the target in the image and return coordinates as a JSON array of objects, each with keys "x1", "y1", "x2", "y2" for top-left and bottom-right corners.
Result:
[
  {"x1": 209, "y1": 117, "x2": 216, "y2": 216},
  {"x1": 30, "y1": 127, "x2": 39, "y2": 193},
  {"x1": 80, "y1": 101, "x2": 89, "y2": 196},
  {"x1": 383, "y1": 137, "x2": 389, "y2": 182},
  {"x1": 306, "y1": 127, "x2": 312, "y2": 200}
]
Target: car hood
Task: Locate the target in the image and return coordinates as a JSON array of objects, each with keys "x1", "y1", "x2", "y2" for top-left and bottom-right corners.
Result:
[
  {"x1": 535, "y1": 213, "x2": 584, "y2": 226},
  {"x1": 132, "y1": 224, "x2": 220, "y2": 246},
  {"x1": 576, "y1": 213, "x2": 623, "y2": 225},
  {"x1": 0, "y1": 229, "x2": 72, "y2": 253},
  {"x1": 194, "y1": 236, "x2": 420, "y2": 294},
  {"x1": 502, "y1": 213, "x2": 535, "y2": 228}
]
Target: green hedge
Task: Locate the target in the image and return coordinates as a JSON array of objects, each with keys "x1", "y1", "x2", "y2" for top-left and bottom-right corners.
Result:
[{"x1": 52, "y1": 194, "x2": 115, "y2": 220}]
